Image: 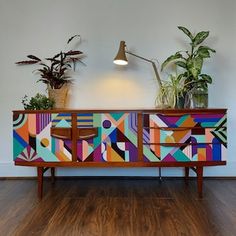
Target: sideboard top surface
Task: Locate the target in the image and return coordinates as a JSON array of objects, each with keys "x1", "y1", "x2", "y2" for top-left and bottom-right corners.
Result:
[{"x1": 13, "y1": 108, "x2": 227, "y2": 114}]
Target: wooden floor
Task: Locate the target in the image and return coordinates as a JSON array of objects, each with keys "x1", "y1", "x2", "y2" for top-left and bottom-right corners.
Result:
[{"x1": 0, "y1": 178, "x2": 236, "y2": 236}]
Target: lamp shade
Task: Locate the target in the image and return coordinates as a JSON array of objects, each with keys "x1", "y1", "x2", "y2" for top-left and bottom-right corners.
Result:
[{"x1": 113, "y1": 41, "x2": 128, "y2": 65}]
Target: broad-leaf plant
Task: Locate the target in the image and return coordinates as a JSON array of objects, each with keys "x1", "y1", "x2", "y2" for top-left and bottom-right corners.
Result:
[{"x1": 161, "y1": 26, "x2": 216, "y2": 91}]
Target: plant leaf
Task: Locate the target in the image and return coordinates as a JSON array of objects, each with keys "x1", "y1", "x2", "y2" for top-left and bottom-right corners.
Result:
[
  {"x1": 197, "y1": 48, "x2": 210, "y2": 58},
  {"x1": 27, "y1": 55, "x2": 41, "y2": 61},
  {"x1": 53, "y1": 53, "x2": 61, "y2": 59},
  {"x1": 198, "y1": 46, "x2": 216, "y2": 53},
  {"x1": 161, "y1": 52, "x2": 183, "y2": 71},
  {"x1": 15, "y1": 60, "x2": 39, "y2": 64},
  {"x1": 178, "y1": 26, "x2": 193, "y2": 40},
  {"x1": 65, "y1": 50, "x2": 83, "y2": 56},
  {"x1": 187, "y1": 56, "x2": 203, "y2": 79},
  {"x1": 193, "y1": 31, "x2": 209, "y2": 46},
  {"x1": 175, "y1": 61, "x2": 187, "y2": 69},
  {"x1": 200, "y1": 74, "x2": 212, "y2": 84},
  {"x1": 67, "y1": 35, "x2": 80, "y2": 44}
]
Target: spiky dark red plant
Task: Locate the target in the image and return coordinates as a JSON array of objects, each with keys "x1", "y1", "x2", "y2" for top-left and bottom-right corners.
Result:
[{"x1": 16, "y1": 35, "x2": 84, "y2": 89}]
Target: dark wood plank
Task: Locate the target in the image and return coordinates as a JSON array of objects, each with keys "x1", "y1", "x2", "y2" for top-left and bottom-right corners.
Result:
[
  {"x1": 13, "y1": 108, "x2": 227, "y2": 114},
  {"x1": 37, "y1": 167, "x2": 43, "y2": 199},
  {"x1": 1, "y1": 178, "x2": 235, "y2": 236},
  {"x1": 71, "y1": 112, "x2": 78, "y2": 162},
  {"x1": 15, "y1": 161, "x2": 226, "y2": 168}
]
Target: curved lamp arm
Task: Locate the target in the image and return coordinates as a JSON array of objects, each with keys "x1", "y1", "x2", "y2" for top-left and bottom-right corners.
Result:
[
  {"x1": 126, "y1": 51, "x2": 162, "y2": 88},
  {"x1": 113, "y1": 41, "x2": 162, "y2": 88}
]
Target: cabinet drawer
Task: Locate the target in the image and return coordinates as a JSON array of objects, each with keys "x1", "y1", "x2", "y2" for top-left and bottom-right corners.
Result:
[
  {"x1": 142, "y1": 111, "x2": 227, "y2": 163},
  {"x1": 143, "y1": 127, "x2": 227, "y2": 145},
  {"x1": 143, "y1": 143, "x2": 226, "y2": 162},
  {"x1": 143, "y1": 113, "x2": 226, "y2": 128}
]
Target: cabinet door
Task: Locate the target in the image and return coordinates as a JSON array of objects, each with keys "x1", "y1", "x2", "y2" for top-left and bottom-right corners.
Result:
[
  {"x1": 143, "y1": 113, "x2": 227, "y2": 162},
  {"x1": 13, "y1": 113, "x2": 72, "y2": 162},
  {"x1": 76, "y1": 113, "x2": 138, "y2": 162}
]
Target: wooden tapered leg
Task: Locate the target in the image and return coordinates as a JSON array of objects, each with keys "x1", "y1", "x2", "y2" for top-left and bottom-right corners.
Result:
[
  {"x1": 185, "y1": 167, "x2": 189, "y2": 185},
  {"x1": 51, "y1": 167, "x2": 55, "y2": 184},
  {"x1": 37, "y1": 167, "x2": 43, "y2": 199},
  {"x1": 196, "y1": 166, "x2": 203, "y2": 198}
]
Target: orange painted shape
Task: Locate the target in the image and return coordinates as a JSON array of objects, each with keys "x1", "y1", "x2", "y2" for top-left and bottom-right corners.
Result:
[
  {"x1": 28, "y1": 114, "x2": 36, "y2": 136},
  {"x1": 172, "y1": 130, "x2": 190, "y2": 143},
  {"x1": 117, "y1": 122, "x2": 124, "y2": 133},
  {"x1": 56, "y1": 150, "x2": 70, "y2": 162},
  {"x1": 110, "y1": 148, "x2": 124, "y2": 162},
  {"x1": 198, "y1": 148, "x2": 206, "y2": 161},
  {"x1": 107, "y1": 144, "x2": 112, "y2": 161},
  {"x1": 16, "y1": 120, "x2": 29, "y2": 143},
  {"x1": 181, "y1": 116, "x2": 196, "y2": 128},
  {"x1": 106, "y1": 144, "x2": 123, "y2": 162}
]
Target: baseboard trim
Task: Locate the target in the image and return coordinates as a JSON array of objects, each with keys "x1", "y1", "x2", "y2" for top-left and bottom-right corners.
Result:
[{"x1": 1, "y1": 176, "x2": 236, "y2": 180}]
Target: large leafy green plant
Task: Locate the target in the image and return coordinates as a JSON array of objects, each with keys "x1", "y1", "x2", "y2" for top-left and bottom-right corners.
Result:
[
  {"x1": 161, "y1": 26, "x2": 216, "y2": 90},
  {"x1": 16, "y1": 35, "x2": 84, "y2": 89}
]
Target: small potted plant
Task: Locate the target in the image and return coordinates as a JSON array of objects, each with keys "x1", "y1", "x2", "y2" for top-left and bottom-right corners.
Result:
[
  {"x1": 161, "y1": 26, "x2": 216, "y2": 108},
  {"x1": 16, "y1": 35, "x2": 84, "y2": 109},
  {"x1": 22, "y1": 93, "x2": 54, "y2": 110}
]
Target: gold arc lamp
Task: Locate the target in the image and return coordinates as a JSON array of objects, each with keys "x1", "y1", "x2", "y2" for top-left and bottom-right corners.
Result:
[{"x1": 113, "y1": 41, "x2": 162, "y2": 88}]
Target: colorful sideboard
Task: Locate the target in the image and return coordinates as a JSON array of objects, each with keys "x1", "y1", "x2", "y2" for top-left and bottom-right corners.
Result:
[{"x1": 13, "y1": 109, "x2": 227, "y2": 198}]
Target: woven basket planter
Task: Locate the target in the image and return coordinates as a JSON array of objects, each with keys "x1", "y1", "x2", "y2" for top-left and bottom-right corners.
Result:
[{"x1": 48, "y1": 86, "x2": 68, "y2": 109}]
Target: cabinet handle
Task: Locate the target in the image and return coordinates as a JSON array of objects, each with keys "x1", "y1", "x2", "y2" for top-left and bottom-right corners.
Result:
[
  {"x1": 159, "y1": 127, "x2": 190, "y2": 131},
  {"x1": 77, "y1": 127, "x2": 98, "y2": 140},
  {"x1": 50, "y1": 127, "x2": 72, "y2": 140},
  {"x1": 159, "y1": 113, "x2": 188, "y2": 116},
  {"x1": 160, "y1": 143, "x2": 190, "y2": 147}
]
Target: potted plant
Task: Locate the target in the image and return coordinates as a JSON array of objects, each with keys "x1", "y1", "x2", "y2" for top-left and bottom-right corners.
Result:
[
  {"x1": 22, "y1": 93, "x2": 54, "y2": 110},
  {"x1": 156, "y1": 72, "x2": 192, "y2": 108},
  {"x1": 161, "y1": 26, "x2": 216, "y2": 108},
  {"x1": 16, "y1": 35, "x2": 84, "y2": 109}
]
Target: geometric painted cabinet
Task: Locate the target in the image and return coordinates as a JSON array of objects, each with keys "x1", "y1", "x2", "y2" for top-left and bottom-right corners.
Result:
[
  {"x1": 143, "y1": 112, "x2": 227, "y2": 162},
  {"x1": 13, "y1": 110, "x2": 227, "y2": 164},
  {"x1": 13, "y1": 109, "x2": 227, "y2": 198},
  {"x1": 13, "y1": 112, "x2": 139, "y2": 163}
]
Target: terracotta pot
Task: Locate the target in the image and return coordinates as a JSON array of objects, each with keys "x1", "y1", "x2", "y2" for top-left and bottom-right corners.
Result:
[{"x1": 48, "y1": 86, "x2": 68, "y2": 109}]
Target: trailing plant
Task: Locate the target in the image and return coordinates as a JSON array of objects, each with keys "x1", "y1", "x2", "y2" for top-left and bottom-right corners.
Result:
[
  {"x1": 161, "y1": 26, "x2": 216, "y2": 90},
  {"x1": 16, "y1": 35, "x2": 84, "y2": 89},
  {"x1": 22, "y1": 93, "x2": 54, "y2": 110},
  {"x1": 156, "y1": 73, "x2": 192, "y2": 108}
]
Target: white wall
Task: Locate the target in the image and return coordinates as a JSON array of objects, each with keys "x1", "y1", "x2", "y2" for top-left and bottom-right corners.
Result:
[{"x1": 0, "y1": 0, "x2": 235, "y2": 177}]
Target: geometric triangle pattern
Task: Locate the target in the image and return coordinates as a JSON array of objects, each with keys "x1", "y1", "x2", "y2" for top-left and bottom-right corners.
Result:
[
  {"x1": 77, "y1": 113, "x2": 139, "y2": 162},
  {"x1": 211, "y1": 115, "x2": 227, "y2": 146},
  {"x1": 13, "y1": 111, "x2": 227, "y2": 163},
  {"x1": 51, "y1": 113, "x2": 72, "y2": 127},
  {"x1": 15, "y1": 145, "x2": 44, "y2": 162},
  {"x1": 13, "y1": 113, "x2": 72, "y2": 162},
  {"x1": 143, "y1": 112, "x2": 227, "y2": 162}
]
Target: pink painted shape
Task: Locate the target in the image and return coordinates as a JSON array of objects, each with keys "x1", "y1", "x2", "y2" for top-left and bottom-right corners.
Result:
[{"x1": 162, "y1": 154, "x2": 176, "y2": 162}]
